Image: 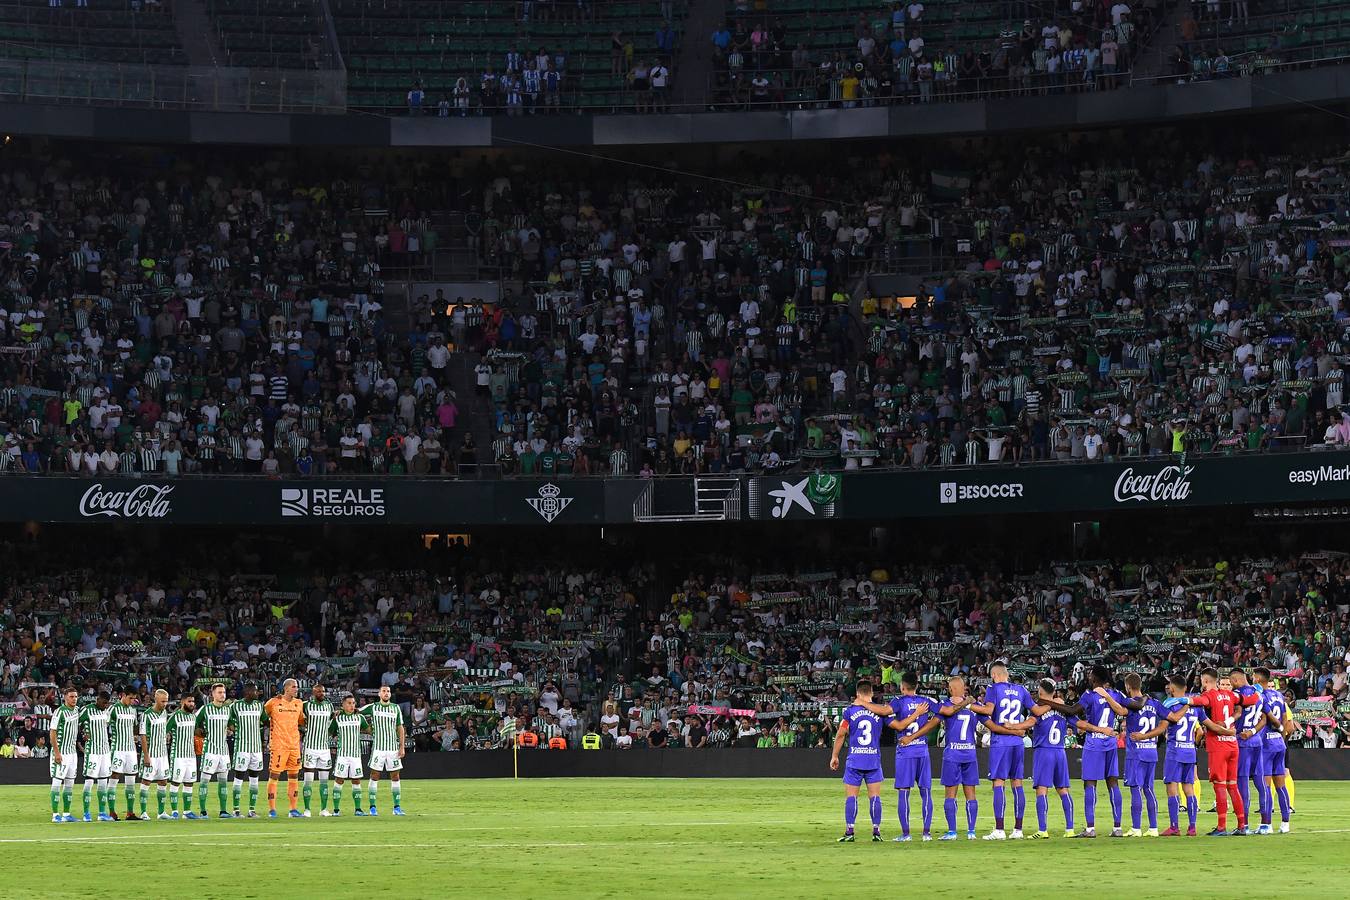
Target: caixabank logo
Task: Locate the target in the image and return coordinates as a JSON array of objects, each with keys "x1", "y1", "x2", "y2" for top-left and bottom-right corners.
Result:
[
  {"x1": 281, "y1": 487, "x2": 386, "y2": 518},
  {"x1": 747, "y1": 475, "x2": 840, "y2": 520}
]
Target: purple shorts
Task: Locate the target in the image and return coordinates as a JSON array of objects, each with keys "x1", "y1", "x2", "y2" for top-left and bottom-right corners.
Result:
[
  {"x1": 1032, "y1": 749, "x2": 1069, "y2": 789},
  {"x1": 1162, "y1": 757, "x2": 1195, "y2": 784},
  {"x1": 894, "y1": 754, "x2": 931, "y2": 790},
  {"x1": 1081, "y1": 747, "x2": 1119, "y2": 781},
  {"x1": 941, "y1": 758, "x2": 979, "y2": 787},
  {"x1": 844, "y1": 765, "x2": 883, "y2": 787},
  {"x1": 1237, "y1": 744, "x2": 1265, "y2": 780},
  {"x1": 1124, "y1": 756, "x2": 1156, "y2": 788},
  {"x1": 1262, "y1": 744, "x2": 1286, "y2": 778},
  {"x1": 988, "y1": 744, "x2": 1024, "y2": 781}
]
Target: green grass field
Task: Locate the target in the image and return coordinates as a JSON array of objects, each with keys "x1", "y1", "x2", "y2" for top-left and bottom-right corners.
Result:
[{"x1": 0, "y1": 778, "x2": 1344, "y2": 898}]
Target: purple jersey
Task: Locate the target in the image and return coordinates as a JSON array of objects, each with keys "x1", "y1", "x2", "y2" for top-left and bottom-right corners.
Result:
[
  {"x1": 1031, "y1": 709, "x2": 1072, "y2": 749},
  {"x1": 1235, "y1": 685, "x2": 1266, "y2": 748},
  {"x1": 843, "y1": 704, "x2": 885, "y2": 770},
  {"x1": 983, "y1": 681, "x2": 1035, "y2": 747},
  {"x1": 1125, "y1": 697, "x2": 1167, "y2": 761},
  {"x1": 1165, "y1": 704, "x2": 1205, "y2": 764},
  {"x1": 938, "y1": 699, "x2": 983, "y2": 762},
  {"x1": 1079, "y1": 688, "x2": 1125, "y2": 751},
  {"x1": 1262, "y1": 691, "x2": 1288, "y2": 751},
  {"x1": 888, "y1": 694, "x2": 939, "y2": 758}
]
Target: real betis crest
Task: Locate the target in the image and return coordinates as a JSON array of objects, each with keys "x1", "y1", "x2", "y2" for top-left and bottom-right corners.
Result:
[{"x1": 805, "y1": 472, "x2": 841, "y2": 505}]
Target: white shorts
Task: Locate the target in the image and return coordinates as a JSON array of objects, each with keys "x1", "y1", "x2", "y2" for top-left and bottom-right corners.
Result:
[
  {"x1": 171, "y1": 758, "x2": 198, "y2": 784},
  {"x1": 50, "y1": 754, "x2": 79, "y2": 781},
  {"x1": 112, "y1": 751, "x2": 139, "y2": 776},
  {"x1": 142, "y1": 757, "x2": 170, "y2": 782},
  {"x1": 303, "y1": 748, "x2": 332, "y2": 770},
  {"x1": 334, "y1": 757, "x2": 364, "y2": 780},
  {"x1": 232, "y1": 751, "x2": 264, "y2": 772},
  {"x1": 368, "y1": 750, "x2": 402, "y2": 773},
  {"x1": 83, "y1": 753, "x2": 112, "y2": 779},
  {"x1": 201, "y1": 753, "x2": 231, "y2": 776}
]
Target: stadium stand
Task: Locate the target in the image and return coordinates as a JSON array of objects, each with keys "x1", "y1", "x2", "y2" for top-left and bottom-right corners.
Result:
[
  {"x1": 335, "y1": 0, "x2": 687, "y2": 113},
  {"x1": 0, "y1": 527, "x2": 1345, "y2": 753},
  {"x1": 2, "y1": 131, "x2": 1350, "y2": 478},
  {"x1": 0, "y1": 0, "x2": 183, "y2": 66},
  {"x1": 710, "y1": 0, "x2": 1157, "y2": 108}
]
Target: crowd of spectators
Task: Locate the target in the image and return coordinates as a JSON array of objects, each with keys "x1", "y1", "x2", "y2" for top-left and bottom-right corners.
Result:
[
  {"x1": 467, "y1": 129, "x2": 1350, "y2": 476},
  {"x1": 0, "y1": 146, "x2": 494, "y2": 477},
  {"x1": 3, "y1": 128, "x2": 1350, "y2": 481},
  {"x1": 627, "y1": 548, "x2": 1350, "y2": 750},
  {"x1": 710, "y1": 1, "x2": 1154, "y2": 110},
  {"x1": 5, "y1": 530, "x2": 1347, "y2": 754},
  {"x1": 0, "y1": 535, "x2": 647, "y2": 754}
]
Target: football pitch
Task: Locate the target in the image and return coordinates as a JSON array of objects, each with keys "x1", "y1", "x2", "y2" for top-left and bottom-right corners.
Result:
[{"x1": 0, "y1": 777, "x2": 1345, "y2": 898}]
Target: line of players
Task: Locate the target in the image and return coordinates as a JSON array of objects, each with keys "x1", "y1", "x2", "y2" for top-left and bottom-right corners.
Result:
[
  {"x1": 830, "y1": 663, "x2": 1296, "y2": 841},
  {"x1": 46, "y1": 679, "x2": 408, "y2": 822}
]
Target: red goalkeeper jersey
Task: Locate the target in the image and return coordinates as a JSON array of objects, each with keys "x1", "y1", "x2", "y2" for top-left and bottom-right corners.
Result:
[{"x1": 1189, "y1": 688, "x2": 1239, "y2": 747}]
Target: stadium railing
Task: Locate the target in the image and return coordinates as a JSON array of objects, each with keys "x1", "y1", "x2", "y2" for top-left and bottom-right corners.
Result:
[{"x1": 0, "y1": 58, "x2": 347, "y2": 111}]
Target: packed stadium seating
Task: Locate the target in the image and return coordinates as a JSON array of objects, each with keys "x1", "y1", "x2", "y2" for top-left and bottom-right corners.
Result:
[
  {"x1": 335, "y1": 0, "x2": 686, "y2": 113},
  {"x1": 2, "y1": 130, "x2": 1349, "y2": 478},
  {"x1": 2, "y1": 526, "x2": 1345, "y2": 753},
  {"x1": 0, "y1": 0, "x2": 183, "y2": 66}
]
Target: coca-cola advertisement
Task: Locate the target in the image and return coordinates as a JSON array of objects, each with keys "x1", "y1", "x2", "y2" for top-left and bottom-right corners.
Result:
[
  {"x1": 1112, "y1": 465, "x2": 1195, "y2": 504},
  {"x1": 77, "y1": 483, "x2": 175, "y2": 519}
]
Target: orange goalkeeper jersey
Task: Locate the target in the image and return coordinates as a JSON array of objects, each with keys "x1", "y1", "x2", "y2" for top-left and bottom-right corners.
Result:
[{"x1": 264, "y1": 696, "x2": 305, "y2": 750}]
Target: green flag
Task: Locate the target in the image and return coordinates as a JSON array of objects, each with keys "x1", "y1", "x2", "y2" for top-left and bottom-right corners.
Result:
[{"x1": 806, "y1": 473, "x2": 841, "y2": 505}]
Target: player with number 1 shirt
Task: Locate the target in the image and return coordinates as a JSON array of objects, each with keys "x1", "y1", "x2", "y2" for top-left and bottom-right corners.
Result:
[{"x1": 1175, "y1": 668, "x2": 1244, "y2": 835}]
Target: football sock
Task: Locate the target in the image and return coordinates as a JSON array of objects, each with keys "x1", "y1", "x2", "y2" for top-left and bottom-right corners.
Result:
[
  {"x1": 391, "y1": 783, "x2": 401, "y2": 808},
  {"x1": 169, "y1": 785, "x2": 179, "y2": 812},
  {"x1": 50, "y1": 780, "x2": 61, "y2": 814},
  {"x1": 232, "y1": 777, "x2": 242, "y2": 810},
  {"x1": 303, "y1": 772, "x2": 314, "y2": 811},
  {"x1": 318, "y1": 772, "x2": 330, "y2": 809},
  {"x1": 992, "y1": 785, "x2": 1005, "y2": 830},
  {"x1": 898, "y1": 789, "x2": 910, "y2": 836},
  {"x1": 156, "y1": 785, "x2": 166, "y2": 814},
  {"x1": 287, "y1": 779, "x2": 299, "y2": 810},
  {"x1": 1215, "y1": 786, "x2": 1228, "y2": 830},
  {"x1": 1227, "y1": 784, "x2": 1245, "y2": 826},
  {"x1": 82, "y1": 779, "x2": 93, "y2": 816},
  {"x1": 1143, "y1": 781, "x2": 1158, "y2": 830},
  {"x1": 868, "y1": 796, "x2": 882, "y2": 830},
  {"x1": 919, "y1": 786, "x2": 933, "y2": 834},
  {"x1": 1036, "y1": 794, "x2": 1048, "y2": 832},
  {"x1": 249, "y1": 776, "x2": 259, "y2": 810},
  {"x1": 1168, "y1": 795, "x2": 1180, "y2": 829},
  {"x1": 1060, "y1": 792, "x2": 1074, "y2": 830},
  {"x1": 1276, "y1": 786, "x2": 1291, "y2": 822},
  {"x1": 965, "y1": 799, "x2": 977, "y2": 833},
  {"x1": 1108, "y1": 783, "x2": 1123, "y2": 827},
  {"x1": 1186, "y1": 795, "x2": 1198, "y2": 829},
  {"x1": 944, "y1": 798, "x2": 957, "y2": 832},
  {"x1": 844, "y1": 796, "x2": 857, "y2": 831},
  {"x1": 267, "y1": 778, "x2": 278, "y2": 811},
  {"x1": 1012, "y1": 785, "x2": 1025, "y2": 830},
  {"x1": 1084, "y1": 784, "x2": 1096, "y2": 828},
  {"x1": 1129, "y1": 786, "x2": 1142, "y2": 830}
]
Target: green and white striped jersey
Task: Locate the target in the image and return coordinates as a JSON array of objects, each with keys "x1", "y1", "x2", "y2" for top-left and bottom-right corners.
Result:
[
  {"x1": 169, "y1": 710, "x2": 198, "y2": 761},
  {"x1": 360, "y1": 702, "x2": 404, "y2": 753},
  {"x1": 79, "y1": 705, "x2": 112, "y2": 756},
  {"x1": 140, "y1": 708, "x2": 170, "y2": 758},
  {"x1": 197, "y1": 702, "x2": 232, "y2": 756},
  {"x1": 303, "y1": 699, "x2": 334, "y2": 750},
  {"x1": 50, "y1": 705, "x2": 80, "y2": 756},
  {"x1": 109, "y1": 702, "x2": 139, "y2": 754},
  {"x1": 331, "y1": 712, "x2": 365, "y2": 758},
  {"x1": 229, "y1": 700, "x2": 265, "y2": 754}
]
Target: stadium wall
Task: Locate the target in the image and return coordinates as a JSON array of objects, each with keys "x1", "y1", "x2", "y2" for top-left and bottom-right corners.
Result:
[
  {"x1": 0, "y1": 66, "x2": 1347, "y2": 147},
  {"x1": 3, "y1": 449, "x2": 1349, "y2": 526},
  {"x1": 0, "y1": 749, "x2": 1346, "y2": 784}
]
